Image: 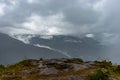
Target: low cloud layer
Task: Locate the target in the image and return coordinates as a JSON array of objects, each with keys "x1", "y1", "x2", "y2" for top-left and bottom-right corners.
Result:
[{"x1": 0, "y1": 0, "x2": 120, "y2": 45}]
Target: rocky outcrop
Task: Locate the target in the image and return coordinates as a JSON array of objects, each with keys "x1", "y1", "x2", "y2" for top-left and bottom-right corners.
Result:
[{"x1": 0, "y1": 58, "x2": 119, "y2": 80}]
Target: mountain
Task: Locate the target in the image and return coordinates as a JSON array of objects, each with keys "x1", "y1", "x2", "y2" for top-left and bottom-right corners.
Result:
[
  {"x1": 0, "y1": 33, "x2": 67, "y2": 65},
  {"x1": 12, "y1": 34, "x2": 107, "y2": 61}
]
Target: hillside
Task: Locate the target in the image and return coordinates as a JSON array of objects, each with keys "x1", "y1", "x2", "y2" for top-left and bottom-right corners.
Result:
[
  {"x1": 0, "y1": 58, "x2": 120, "y2": 80},
  {"x1": 0, "y1": 33, "x2": 67, "y2": 65},
  {"x1": 12, "y1": 34, "x2": 107, "y2": 60}
]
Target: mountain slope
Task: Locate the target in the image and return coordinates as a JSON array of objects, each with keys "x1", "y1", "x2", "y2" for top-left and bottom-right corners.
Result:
[
  {"x1": 13, "y1": 34, "x2": 107, "y2": 60},
  {"x1": 0, "y1": 33, "x2": 67, "y2": 65}
]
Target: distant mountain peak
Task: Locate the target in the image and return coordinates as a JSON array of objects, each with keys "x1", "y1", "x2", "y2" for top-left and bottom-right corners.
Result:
[
  {"x1": 0, "y1": 33, "x2": 67, "y2": 65},
  {"x1": 9, "y1": 34, "x2": 106, "y2": 61}
]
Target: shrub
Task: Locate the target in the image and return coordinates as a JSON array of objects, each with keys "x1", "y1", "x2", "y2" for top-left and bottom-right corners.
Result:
[
  {"x1": 67, "y1": 58, "x2": 83, "y2": 63},
  {"x1": 114, "y1": 65, "x2": 120, "y2": 73},
  {"x1": 17, "y1": 59, "x2": 31, "y2": 66},
  {"x1": 54, "y1": 63, "x2": 71, "y2": 70},
  {"x1": 95, "y1": 60, "x2": 112, "y2": 68},
  {"x1": 39, "y1": 58, "x2": 43, "y2": 61},
  {"x1": 0, "y1": 64, "x2": 5, "y2": 69},
  {"x1": 89, "y1": 69, "x2": 108, "y2": 80},
  {"x1": 8, "y1": 59, "x2": 31, "y2": 68}
]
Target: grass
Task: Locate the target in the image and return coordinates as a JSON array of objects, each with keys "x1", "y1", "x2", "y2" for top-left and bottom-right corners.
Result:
[
  {"x1": 0, "y1": 64, "x2": 5, "y2": 69},
  {"x1": 113, "y1": 65, "x2": 120, "y2": 73},
  {"x1": 8, "y1": 59, "x2": 32, "y2": 68},
  {"x1": 89, "y1": 69, "x2": 109, "y2": 80},
  {"x1": 94, "y1": 60, "x2": 112, "y2": 69}
]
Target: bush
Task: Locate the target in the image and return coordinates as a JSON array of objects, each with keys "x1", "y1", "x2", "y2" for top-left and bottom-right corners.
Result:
[
  {"x1": 54, "y1": 63, "x2": 71, "y2": 70},
  {"x1": 0, "y1": 64, "x2": 5, "y2": 69},
  {"x1": 8, "y1": 59, "x2": 31, "y2": 68},
  {"x1": 0, "y1": 64, "x2": 5, "y2": 76},
  {"x1": 114, "y1": 65, "x2": 120, "y2": 73},
  {"x1": 95, "y1": 60, "x2": 112, "y2": 68},
  {"x1": 89, "y1": 69, "x2": 108, "y2": 80},
  {"x1": 67, "y1": 58, "x2": 83, "y2": 63},
  {"x1": 18, "y1": 60, "x2": 31, "y2": 66}
]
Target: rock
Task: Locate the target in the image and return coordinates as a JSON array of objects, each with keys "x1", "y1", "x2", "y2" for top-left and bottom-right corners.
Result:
[
  {"x1": 60, "y1": 63, "x2": 71, "y2": 69},
  {"x1": 22, "y1": 68, "x2": 40, "y2": 75},
  {"x1": 30, "y1": 68, "x2": 40, "y2": 74},
  {"x1": 38, "y1": 62, "x2": 45, "y2": 68},
  {"x1": 22, "y1": 70, "x2": 30, "y2": 75},
  {"x1": 84, "y1": 61, "x2": 96, "y2": 67},
  {"x1": 40, "y1": 67, "x2": 59, "y2": 75},
  {"x1": 55, "y1": 63, "x2": 72, "y2": 70},
  {"x1": 0, "y1": 58, "x2": 119, "y2": 80},
  {"x1": 73, "y1": 64, "x2": 88, "y2": 71},
  {"x1": 3, "y1": 72, "x2": 14, "y2": 77},
  {"x1": 109, "y1": 77, "x2": 117, "y2": 80}
]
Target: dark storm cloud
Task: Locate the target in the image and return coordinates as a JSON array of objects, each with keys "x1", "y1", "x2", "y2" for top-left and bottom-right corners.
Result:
[
  {"x1": 0, "y1": 0, "x2": 100, "y2": 34},
  {"x1": 0, "y1": 0, "x2": 120, "y2": 45},
  {"x1": 63, "y1": 5, "x2": 100, "y2": 25},
  {"x1": 1, "y1": 0, "x2": 120, "y2": 64}
]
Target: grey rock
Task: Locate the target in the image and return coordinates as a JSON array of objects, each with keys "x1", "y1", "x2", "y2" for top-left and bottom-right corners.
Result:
[
  {"x1": 40, "y1": 67, "x2": 59, "y2": 75},
  {"x1": 73, "y1": 64, "x2": 88, "y2": 71},
  {"x1": 109, "y1": 77, "x2": 117, "y2": 80}
]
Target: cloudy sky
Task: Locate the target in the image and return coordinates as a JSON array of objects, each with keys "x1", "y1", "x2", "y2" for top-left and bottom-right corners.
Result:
[{"x1": 0, "y1": 0, "x2": 120, "y2": 44}]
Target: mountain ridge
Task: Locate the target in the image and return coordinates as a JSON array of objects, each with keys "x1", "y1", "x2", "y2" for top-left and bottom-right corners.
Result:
[
  {"x1": 11, "y1": 34, "x2": 107, "y2": 60},
  {"x1": 0, "y1": 33, "x2": 67, "y2": 65}
]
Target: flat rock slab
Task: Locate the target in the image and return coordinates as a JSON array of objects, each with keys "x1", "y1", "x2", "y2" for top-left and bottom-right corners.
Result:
[
  {"x1": 73, "y1": 64, "x2": 88, "y2": 71},
  {"x1": 40, "y1": 67, "x2": 59, "y2": 75}
]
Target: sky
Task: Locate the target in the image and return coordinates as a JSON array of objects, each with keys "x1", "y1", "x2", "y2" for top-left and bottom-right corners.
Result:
[{"x1": 0, "y1": 0, "x2": 120, "y2": 45}]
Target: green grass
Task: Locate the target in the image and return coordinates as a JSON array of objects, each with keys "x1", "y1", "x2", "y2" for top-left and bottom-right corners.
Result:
[
  {"x1": 94, "y1": 60, "x2": 112, "y2": 69},
  {"x1": 89, "y1": 69, "x2": 109, "y2": 80},
  {"x1": 0, "y1": 64, "x2": 5, "y2": 69}
]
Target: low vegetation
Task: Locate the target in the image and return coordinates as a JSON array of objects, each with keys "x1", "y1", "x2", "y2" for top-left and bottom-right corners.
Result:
[
  {"x1": 114, "y1": 65, "x2": 120, "y2": 73},
  {"x1": 0, "y1": 58, "x2": 120, "y2": 80},
  {"x1": 89, "y1": 69, "x2": 109, "y2": 80},
  {"x1": 0, "y1": 64, "x2": 5, "y2": 69}
]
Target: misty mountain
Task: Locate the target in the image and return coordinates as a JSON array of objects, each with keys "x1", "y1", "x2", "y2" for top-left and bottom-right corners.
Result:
[
  {"x1": 0, "y1": 33, "x2": 67, "y2": 65},
  {"x1": 13, "y1": 34, "x2": 107, "y2": 61}
]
